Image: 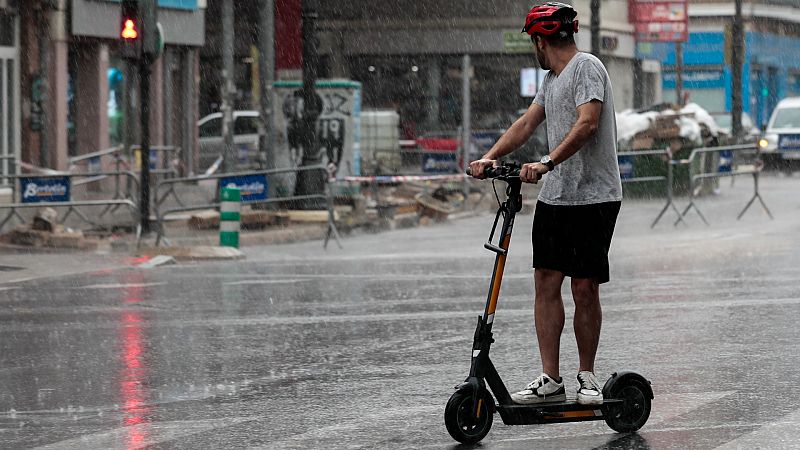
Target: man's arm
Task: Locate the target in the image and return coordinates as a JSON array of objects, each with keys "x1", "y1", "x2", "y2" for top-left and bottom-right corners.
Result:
[
  {"x1": 469, "y1": 102, "x2": 545, "y2": 178},
  {"x1": 519, "y1": 100, "x2": 602, "y2": 183}
]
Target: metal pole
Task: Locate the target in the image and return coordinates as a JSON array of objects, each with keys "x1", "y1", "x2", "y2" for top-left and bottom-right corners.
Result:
[
  {"x1": 37, "y1": 4, "x2": 50, "y2": 168},
  {"x1": 675, "y1": 42, "x2": 683, "y2": 106},
  {"x1": 221, "y1": 0, "x2": 235, "y2": 173},
  {"x1": 294, "y1": 0, "x2": 324, "y2": 208},
  {"x1": 461, "y1": 54, "x2": 471, "y2": 201},
  {"x1": 590, "y1": 0, "x2": 601, "y2": 57},
  {"x1": 163, "y1": 49, "x2": 174, "y2": 149},
  {"x1": 182, "y1": 49, "x2": 195, "y2": 175},
  {"x1": 139, "y1": 57, "x2": 152, "y2": 233},
  {"x1": 731, "y1": 0, "x2": 744, "y2": 141},
  {"x1": 259, "y1": 0, "x2": 276, "y2": 174}
]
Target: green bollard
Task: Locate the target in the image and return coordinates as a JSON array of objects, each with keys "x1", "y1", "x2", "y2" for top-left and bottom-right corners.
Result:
[{"x1": 220, "y1": 186, "x2": 241, "y2": 248}]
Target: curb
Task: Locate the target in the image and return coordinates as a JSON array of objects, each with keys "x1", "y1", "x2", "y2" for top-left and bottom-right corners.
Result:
[{"x1": 137, "y1": 245, "x2": 245, "y2": 261}]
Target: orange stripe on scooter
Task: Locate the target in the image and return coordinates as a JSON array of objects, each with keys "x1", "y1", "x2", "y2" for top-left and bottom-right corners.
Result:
[
  {"x1": 543, "y1": 410, "x2": 601, "y2": 420},
  {"x1": 487, "y1": 234, "x2": 512, "y2": 314}
]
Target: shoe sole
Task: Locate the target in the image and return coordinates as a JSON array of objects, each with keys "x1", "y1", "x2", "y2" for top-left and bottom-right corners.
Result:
[
  {"x1": 511, "y1": 393, "x2": 567, "y2": 405},
  {"x1": 576, "y1": 393, "x2": 603, "y2": 405}
]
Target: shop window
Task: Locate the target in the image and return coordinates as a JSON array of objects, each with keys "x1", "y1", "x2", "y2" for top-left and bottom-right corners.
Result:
[{"x1": 0, "y1": 13, "x2": 13, "y2": 47}]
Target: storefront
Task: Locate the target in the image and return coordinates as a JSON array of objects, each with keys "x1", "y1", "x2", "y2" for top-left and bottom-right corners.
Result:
[
  {"x1": 0, "y1": 7, "x2": 19, "y2": 183},
  {"x1": 643, "y1": 27, "x2": 800, "y2": 128},
  {"x1": 15, "y1": 0, "x2": 204, "y2": 173}
]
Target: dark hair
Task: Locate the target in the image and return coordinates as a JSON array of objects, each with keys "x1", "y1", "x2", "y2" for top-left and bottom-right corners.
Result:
[{"x1": 531, "y1": 32, "x2": 575, "y2": 48}]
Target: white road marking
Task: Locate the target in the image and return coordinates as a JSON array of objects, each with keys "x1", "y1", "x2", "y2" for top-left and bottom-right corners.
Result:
[
  {"x1": 714, "y1": 408, "x2": 800, "y2": 450},
  {"x1": 647, "y1": 391, "x2": 736, "y2": 426},
  {"x1": 223, "y1": 279, "x2": 311, "y2": 286}
]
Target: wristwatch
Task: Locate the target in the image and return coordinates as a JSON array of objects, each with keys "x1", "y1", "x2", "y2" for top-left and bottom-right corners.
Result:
[{"x1": 540, "y1": 155, "x2": 555, "y2": 171}]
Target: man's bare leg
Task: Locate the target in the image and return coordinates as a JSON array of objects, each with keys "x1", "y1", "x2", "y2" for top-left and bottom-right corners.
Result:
[
  {"x1": 571, "y1": 278, "x2": 601, "y2": 372},
  {"x1": 534, "y1": 268, "x2": 566, "y2": 379}
]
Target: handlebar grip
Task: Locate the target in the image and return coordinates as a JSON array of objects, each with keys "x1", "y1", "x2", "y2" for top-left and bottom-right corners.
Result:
[{"x1": 466, "y1": 165, "x2": 499, "y2": 178}]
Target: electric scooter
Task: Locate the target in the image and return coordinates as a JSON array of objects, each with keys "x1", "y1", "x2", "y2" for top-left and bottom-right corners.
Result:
[{"x1": 445, "y1": 163, "x2": 653, "y2": 444}]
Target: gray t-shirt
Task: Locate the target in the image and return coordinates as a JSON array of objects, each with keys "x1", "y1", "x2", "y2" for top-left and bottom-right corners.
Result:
[{"x1": 532, "y1": 52, "x2": 622, "y2": 206}]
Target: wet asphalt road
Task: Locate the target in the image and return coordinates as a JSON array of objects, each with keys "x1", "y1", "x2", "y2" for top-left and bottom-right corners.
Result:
[{"x1": 1, "y1": 174, "x2": 800, "y2": 449}]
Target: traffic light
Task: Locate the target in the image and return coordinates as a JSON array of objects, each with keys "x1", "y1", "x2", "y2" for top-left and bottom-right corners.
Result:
[
  {"x1": 120, "y1": 0, "x2": 141, "y2": 60},
  {"x1": 120, "y1": 0, "x2": 158, "y2": 61}
]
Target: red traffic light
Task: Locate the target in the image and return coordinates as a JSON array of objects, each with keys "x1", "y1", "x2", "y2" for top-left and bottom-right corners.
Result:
[{"x1": 121, "y1": 19, "x2": 139, "y2": 40}]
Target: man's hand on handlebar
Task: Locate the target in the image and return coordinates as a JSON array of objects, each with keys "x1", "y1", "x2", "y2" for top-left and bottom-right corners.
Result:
[
  {"x1": 468, "y1": 159, "x2": 496, "y2": 179},
  {"x1": 520, "y1": 162, "x2": 548, "y2": 184}
]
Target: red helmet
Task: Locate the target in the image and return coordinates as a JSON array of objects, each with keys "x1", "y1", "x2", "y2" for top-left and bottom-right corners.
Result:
[{"x1": 522, "y1": 2, "x2": 579, "y2": 37}]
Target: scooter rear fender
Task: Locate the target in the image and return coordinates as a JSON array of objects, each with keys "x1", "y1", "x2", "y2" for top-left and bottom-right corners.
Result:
[{"x1": 602, "y1": 371, "x2": 654, "y2": 399}]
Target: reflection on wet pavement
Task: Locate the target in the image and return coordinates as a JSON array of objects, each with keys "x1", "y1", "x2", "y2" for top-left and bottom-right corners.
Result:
[{"x1": 1, "y1": 175, "x2": 800, "y2": 448}]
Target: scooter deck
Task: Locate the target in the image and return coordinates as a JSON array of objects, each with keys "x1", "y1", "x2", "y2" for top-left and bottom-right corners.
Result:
[{"x1": 496, "y1": 398, "x2": 622, "y2": 425}]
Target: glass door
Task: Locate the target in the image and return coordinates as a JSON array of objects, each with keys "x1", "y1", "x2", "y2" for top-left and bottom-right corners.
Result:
[{"x1": 0, "y1": 11, "x2": 19, "y2": 183}]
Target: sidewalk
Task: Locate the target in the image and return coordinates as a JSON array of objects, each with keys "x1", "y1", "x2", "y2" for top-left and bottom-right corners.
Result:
[{"x1": 2, "y1": 171, "x2": 795, "y2": 284}]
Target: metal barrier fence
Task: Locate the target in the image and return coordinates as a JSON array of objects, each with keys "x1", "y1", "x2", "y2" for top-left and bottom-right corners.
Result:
[
  {"x1": 677, "y1": 143, "x2": 773, "y2": 225},
  {"x1": 0, "y1": 171, "x2": 140, "y2": 232},
  {"x1": 67, "y1": 144, "x2": 183, "y2": 210},
  {"x1": 154, "y1": 165, "x2": 342, "y2": 249},
  {"x1": 129, "y1": 145, "x2": 182, "y2": 179},
  {"x1": 617, "y1": 149, "x2": 686, "y2": 228}
]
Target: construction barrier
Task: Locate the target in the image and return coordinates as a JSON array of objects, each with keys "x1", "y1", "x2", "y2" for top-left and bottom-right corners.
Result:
[
  {"x1": 677, "y1": 143, "x2": 773, "y2": 224},
  {"x1": 0, "y1": 171, "x2": 140, "y2": 232},
  {"x1": 617, "y1": 149, "x2": 686, "y2": 228},
  {"x1": 333, "y1": 174, "x2": 467, "y2": 184},
  {"x1": 154, "y1": 165, "x2": 341, "y2": 249}
]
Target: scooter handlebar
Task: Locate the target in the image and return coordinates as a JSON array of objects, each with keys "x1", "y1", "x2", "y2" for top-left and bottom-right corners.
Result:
[{"x1": 466, "y1": 164, "x2": 521, "y2": 179}]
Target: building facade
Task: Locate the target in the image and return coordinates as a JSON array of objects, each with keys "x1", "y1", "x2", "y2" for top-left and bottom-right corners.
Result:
[
  {"x1": 314, "y1": 0, "x2": 660, "y2": 137},
  {"x1": 0, "y1": 2, "x2": 20, "y2": 184},
  {"x1": 643, "y1": 0, "x2": 800, "y2": 126},
  {"x1": 198, "y1": 0, "x2": 662, "y2": 144},
  {"x1": 2, "y1": 0, "x2": 205, "y2": 177}
]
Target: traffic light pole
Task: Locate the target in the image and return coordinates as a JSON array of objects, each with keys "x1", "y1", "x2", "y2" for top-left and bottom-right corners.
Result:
[
  {"x1": 139, "y1": 56, "x2": 152, "y2": 234},
  {"x1": 221, "y1": 0, "x2": 235, "y2": 173}
]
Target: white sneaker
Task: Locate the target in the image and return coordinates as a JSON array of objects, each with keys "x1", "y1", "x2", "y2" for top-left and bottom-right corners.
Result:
[
  {"x1": 576, "y1": 371, "x2": 603, "y2": 405},
  {"x1": 511, "y1": 373, "x2": 566, "y2": 404}
]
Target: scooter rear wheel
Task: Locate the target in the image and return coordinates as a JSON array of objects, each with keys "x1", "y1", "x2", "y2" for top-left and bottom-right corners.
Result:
[
  {"x1": 444, "y1": 389, "x2": 494, "y2": 444},
  {"x1": 604, "y1": 379, "x2": 651, "y2": 433}
]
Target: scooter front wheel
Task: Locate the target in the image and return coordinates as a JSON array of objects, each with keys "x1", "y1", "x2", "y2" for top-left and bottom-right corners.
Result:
[
  {"x1": 603, "y1": 378, "x2": 651, "y2": 433},
  {"x1": 444, "y1": 388, "x2": 494, "y2": 444}
]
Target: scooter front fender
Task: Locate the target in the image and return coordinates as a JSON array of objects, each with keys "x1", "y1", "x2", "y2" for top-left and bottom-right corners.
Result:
[{"x1": 454, "y1": 376, "x2": 496, "y2": 414}]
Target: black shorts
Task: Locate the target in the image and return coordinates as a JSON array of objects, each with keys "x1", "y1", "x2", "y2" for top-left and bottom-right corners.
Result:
[{"x1": 531, "y1": 200, "x2": 621, "y2": 284}]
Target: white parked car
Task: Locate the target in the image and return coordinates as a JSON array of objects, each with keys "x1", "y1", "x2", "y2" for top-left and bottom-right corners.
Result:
[
  {"x1": 758, "y1": 97, "x2": 800, "y2": 162},
  {"x1": 198, "y1": 110, "x2": 262, "y2": 171}
]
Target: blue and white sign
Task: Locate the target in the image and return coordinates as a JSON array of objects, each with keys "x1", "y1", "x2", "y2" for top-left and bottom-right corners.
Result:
[
  {"x1": 20, "y1": 177, "x2": 71, "y2": 204},
  {"x1": 618, "y1": 155, "x2": 634, "y2": 180},
  {"x1": 220, "y1": 174, "x2": 268, "y2": 202},
  {"x1": 778, "y1": 134, "x2": 800, "y2": 151},
  {"x1": 718, "y1": 150, "x2": 733, "y2": 173},
  {"x1": 422, "y1": 153, "x2": 458, "y2": 174}
]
